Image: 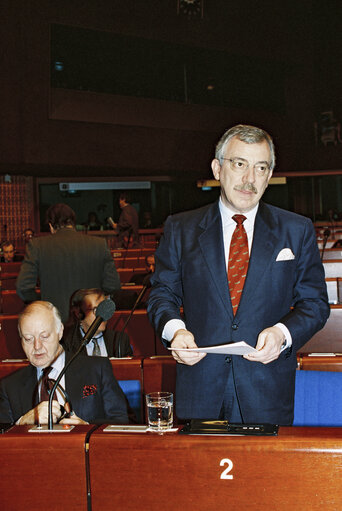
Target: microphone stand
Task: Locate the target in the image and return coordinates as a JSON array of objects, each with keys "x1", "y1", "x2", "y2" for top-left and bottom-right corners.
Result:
[
  {"x1": 116, "y1": 282, "x2": 150, "y2": 358},
  {"x1": 48, "y1": 316, "x2": 104, "y2": 430},
  {"x1": 47, "y1": 298, "x2": 116, "y2": 430}
]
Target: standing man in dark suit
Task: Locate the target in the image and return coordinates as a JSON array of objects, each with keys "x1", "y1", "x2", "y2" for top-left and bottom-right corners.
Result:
[
  {"x1": 112, "y1": 192, "x2": 140, "y2": 248},
  {"x1": 0, "y1": 301, "x2": 129, "y2": 425},
  {"x1": 148, "y1": 124, "x2": 330, "y2": 425},
  {"x1": 16, "y1": 203, "x2": 120, "y2": 323}
]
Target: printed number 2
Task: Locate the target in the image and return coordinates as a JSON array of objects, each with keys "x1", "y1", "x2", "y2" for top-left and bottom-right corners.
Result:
[{"x1": 220, "y1": 458, "x2": 233, "y2": 479}]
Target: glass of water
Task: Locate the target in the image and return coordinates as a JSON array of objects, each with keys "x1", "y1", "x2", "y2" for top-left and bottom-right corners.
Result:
[{"x1": 146, "y1": 392, "x2": 173, "y2": 432}]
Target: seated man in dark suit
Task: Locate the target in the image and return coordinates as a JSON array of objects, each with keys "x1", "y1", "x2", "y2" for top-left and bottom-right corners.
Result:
[
  {"x1": 0, "y1": 301, "x2": 129, "y2": 425},
  {"x1": 62, "y1": 288, "x2": 132, "y2": 358}
]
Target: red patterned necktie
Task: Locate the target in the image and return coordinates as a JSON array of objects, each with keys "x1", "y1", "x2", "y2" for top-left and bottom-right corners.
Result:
[{"x1": 228, "y1": 214, "x2": 249, "y2": 314}]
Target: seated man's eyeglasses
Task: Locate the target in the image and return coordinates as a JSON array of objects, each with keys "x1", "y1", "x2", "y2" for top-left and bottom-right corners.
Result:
[
  {"x1": 86, "y1": 307, "x2": 97, "y2": 315},
  {"x1": 221, "y1": 157, "x2": 271, "y2": 177}
]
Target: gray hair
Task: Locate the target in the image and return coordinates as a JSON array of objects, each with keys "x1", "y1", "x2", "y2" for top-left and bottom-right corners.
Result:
[
  {"x1": 215, "y1": 124, "x2": 276, "y2": 171},
  {"x1": 18, "y1": 301, "x2": 63, "y2": 337}
]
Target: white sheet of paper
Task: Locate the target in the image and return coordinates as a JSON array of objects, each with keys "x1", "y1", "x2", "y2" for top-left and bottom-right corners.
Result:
[{"x1": 168, "y1": 341, "x2": 257, "y2": 355}]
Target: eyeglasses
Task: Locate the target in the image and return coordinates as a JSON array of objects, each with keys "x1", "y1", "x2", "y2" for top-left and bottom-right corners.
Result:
[
  {"x1": 221, "y1": 157, "x2": 271, "y2": 177},
  {"x1": 86, "y1": 307, "x2": 97, "y2": 315}
]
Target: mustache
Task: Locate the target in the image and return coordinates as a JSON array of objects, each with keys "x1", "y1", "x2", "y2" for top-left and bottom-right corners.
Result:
[{"x1": 234, "y1": 183, "x2": 258, "y2": 194}]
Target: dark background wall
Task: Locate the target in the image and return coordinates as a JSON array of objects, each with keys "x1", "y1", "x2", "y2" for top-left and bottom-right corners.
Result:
[
  {"x1": 1, "y1": 0, "x2": 342, "y2": 182},
  {"x1": 1, "y1": 0, "x2": 342, "y2": 235}
]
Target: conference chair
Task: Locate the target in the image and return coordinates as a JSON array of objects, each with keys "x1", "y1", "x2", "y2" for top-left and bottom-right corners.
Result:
[
  {"x1": 118, "y1": 380, "x2": 143, "y2": 423},
  {"x1": 293, "y1": 370, "x2": 342, "y2": 426}
]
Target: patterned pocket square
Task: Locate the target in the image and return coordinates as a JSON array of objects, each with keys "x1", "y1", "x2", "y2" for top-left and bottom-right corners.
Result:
[
  {"x1": 276, "y1": 248, "x2": 295, "y2": 261},
  {"x1": 82, "y1": 384, "x2": 97, "y2": 398}
]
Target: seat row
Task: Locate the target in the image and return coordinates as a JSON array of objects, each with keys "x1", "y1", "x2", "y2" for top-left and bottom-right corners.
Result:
[
  {"x1": 0, "y1": 306, "x2": 341, "y2": 360},
  {"x1": 0, "y1": 310, "x2": 168, "y2": 359},
  {"x1": 0, "y1": 269, "x2": 148, "y2": 298}
]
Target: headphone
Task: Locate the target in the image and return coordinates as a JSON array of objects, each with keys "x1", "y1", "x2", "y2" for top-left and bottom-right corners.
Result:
[{"x1": 69, "y1": 288, "x2": 104, "y2": 322}]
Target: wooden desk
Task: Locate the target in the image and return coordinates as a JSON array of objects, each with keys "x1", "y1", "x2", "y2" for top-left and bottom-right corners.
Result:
[
  {"x1": 0, "y1": 425, "x2": 93, "y2": 511},
  {"x1": 297, "y1": 354, "x2": 342, "y2": 372},
  {"x1": 323, "y1": 248, "x2": 342, "y2": 260},
  {"x1": 117, "y1": 267, "x2": 146, "y2": 282},
  {"x1": 112, "y1": 247, "x2": 156, "y2": 259},
  {"x1": 300, "y1": 305, "x2": 342, "y2": 353},
  {"x1": 1, "y1": 426, "x2": 342, "y2": 510},
  {"x1": 89, "y1": 426, "x2": 342, "y2": 511},
  {"x1": 323, "y1": 260, "x2": 342, "y2": 278},
  {"x1": 114, "y1": 257, "x2": 146, "y2": 269}
]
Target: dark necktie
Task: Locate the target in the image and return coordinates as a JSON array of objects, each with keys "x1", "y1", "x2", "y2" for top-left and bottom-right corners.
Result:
[
  {"x1": 228, "y1": 214, "x2": 249, "y2": 314},
  {"x1": 92, "y1": 338, "x2": 101, "y2": 356},
  {"x1": 40, "y1": 366, "x2": 57, "y2": 402}
]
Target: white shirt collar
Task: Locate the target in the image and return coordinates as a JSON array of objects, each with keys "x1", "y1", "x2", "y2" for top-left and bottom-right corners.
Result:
[
  {"x1": 218, "y1": 197, "x2": 259, "y2": 228},
  {"x1": 79, "y1": 325, "x2": 104, "y2": 340},
  {"x1": 36, "y1": 349, "x2": 65, "y2": 380}
]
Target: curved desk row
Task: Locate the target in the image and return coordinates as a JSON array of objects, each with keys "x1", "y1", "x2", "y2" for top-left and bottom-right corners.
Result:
[{"x1": 1, "y1": 424, "x2": 342, "y2": 511}]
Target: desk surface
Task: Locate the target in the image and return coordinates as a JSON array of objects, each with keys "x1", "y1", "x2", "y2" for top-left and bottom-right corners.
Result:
[{"x1": 1, "y1": 425, "x2": 342, "y2": 511}]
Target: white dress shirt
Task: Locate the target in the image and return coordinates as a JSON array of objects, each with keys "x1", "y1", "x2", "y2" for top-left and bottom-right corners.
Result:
[{"x1": 80, "y1": 327, "x2": 108, "y2": 357}]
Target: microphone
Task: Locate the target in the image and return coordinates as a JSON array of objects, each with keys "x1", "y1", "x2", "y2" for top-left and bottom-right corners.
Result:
[
  {"x1": 323, "y1": 228, "x2": 331, "y2": 239},
  {"x1": 47, "y1": 298, "x2": 116, "y2": 430},
  {"x1": 81, "y1": 298, "x2": 116, "y2": 347}
]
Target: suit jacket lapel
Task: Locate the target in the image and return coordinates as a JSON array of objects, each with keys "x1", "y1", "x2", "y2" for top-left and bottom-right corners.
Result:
[
  {"x1": 236, "y1": 202, "x2": 278, "y2": 315},
  {"x1": 22, "y1": 365, "x2": 40, "y2": 410},
  {"x1": 64, "y1": 351, "x2": 83, "y2": 416},
  {"x1": 198, "y1": 202, "x2": 233, "y2": 318}
]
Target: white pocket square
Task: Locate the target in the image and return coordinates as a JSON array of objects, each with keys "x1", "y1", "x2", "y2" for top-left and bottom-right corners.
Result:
[{"x1": 276, "y1": 248, "x2": 295, "y2": 261}]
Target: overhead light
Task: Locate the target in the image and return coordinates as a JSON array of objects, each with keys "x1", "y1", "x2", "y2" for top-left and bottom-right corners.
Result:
[{"x1": 59, "y1": 181, "x2": 151, "y2": 192}]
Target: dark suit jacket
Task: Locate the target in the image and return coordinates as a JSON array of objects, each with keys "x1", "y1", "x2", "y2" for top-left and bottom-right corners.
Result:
[
  {"x1": 117, "y1": 204, "x2": 139, "y2": 247},
  {"x1": 16, "y1": 228, "x2": 120, "y2": 322},
  {"x1": 62, "y1": 324, "x2": 133, "y2": 358},
  {"x1": 148, "y1": 200, "x2": 330, "y2": 425},
  {"x1": 0, "y1": 351, "x2": 129, "y2": 424}
]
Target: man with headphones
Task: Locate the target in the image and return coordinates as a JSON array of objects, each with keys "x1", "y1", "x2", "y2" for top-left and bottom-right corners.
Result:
[{"x1": 62, "y1": 288, "x2": 132, "y2": 358}]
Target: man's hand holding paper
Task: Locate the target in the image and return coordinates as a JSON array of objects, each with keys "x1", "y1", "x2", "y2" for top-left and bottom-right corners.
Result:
[{"x1": 170, "y1": 329, "x2": 207, "y2": 366}]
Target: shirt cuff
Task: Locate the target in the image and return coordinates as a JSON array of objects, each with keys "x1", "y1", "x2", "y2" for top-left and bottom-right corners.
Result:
[
  {"x1": 274, "y1": 322, "x2": 292, "y2": 351},
  {"x1": 162, "y1": 319, "x2": 187, "y2": 342}
]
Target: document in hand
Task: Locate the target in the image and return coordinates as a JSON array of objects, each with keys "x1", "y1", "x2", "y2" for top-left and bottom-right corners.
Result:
[{"x1": 168, "y1": 341, "x2": 257, "y2": 356}]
